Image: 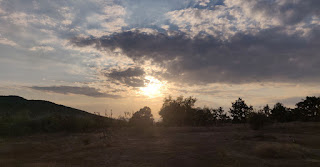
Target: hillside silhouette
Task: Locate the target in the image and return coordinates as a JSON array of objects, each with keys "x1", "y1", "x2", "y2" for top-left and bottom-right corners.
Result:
[
  {"x1": 1, "y1": 96, "x2": 94, "y2": 116},
  {"x1": 0, "y1": 96, "x2": 112, "y2": 136}
]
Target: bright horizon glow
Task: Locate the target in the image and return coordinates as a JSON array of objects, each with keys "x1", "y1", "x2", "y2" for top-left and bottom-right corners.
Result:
[{"x1": 140, "y1": 76, "x2": 166, "y2": 98}]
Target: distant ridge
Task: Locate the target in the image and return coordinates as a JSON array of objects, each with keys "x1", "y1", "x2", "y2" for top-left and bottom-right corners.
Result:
[
  {"x1": 0, "y1": 95, "x2": 112, "y2": 136},
  {"x1": 0, "y1": 95, "x2": 96, "y2": 117}
]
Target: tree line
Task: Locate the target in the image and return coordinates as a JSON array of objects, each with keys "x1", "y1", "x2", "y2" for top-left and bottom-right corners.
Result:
[{"x1": 129, "y1": 96, "x2": 320, "y2": 129}]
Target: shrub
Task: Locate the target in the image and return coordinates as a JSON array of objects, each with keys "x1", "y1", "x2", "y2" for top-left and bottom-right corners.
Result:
[
  {"x1": 129, "y1": 106, "x2": 154, "y2": 127},
  {"x1": 0, "y1": 110, "x2": 32, "y2": 136},
  {"x1": 248, "y1": 112, "x2": 269, "y2": 130}
]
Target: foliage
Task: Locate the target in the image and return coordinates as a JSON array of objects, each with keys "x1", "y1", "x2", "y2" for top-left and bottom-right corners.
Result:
[
  {"x1": 270, "y1": 103, "x2": 292, "y2": 123},
  {"x1": 262, "y1": 105, "x2": 271, "y2": 117},
  {"x1": 157, "y1": 95, "x2": 320, "y2": 126},
  {"x1": 229, "y1": 98, "x2": 253, "y2": 123},
  {"x1": 193, "y1": 107, "x2": 214, "y2": 126},
  {"x1": 212, "y1": 107, "x2": 231, "y2": 125},
  {"x1": 2, "y1": 94, "x2": 320, "y2": 136},
  {"x1": 159, "y1": 96, "x2": 232, "y2": 126},
  {"x1": 129, "y1": 106, "x2": 154, "y2": 127},
  {"x1": 295, "y1": 96, "x2": 320, "y2": 121},
  {"x1": 248, "y1": 112, "x2": 269, "y2": 130},
  {"x1": 159, "y1": 96, "x2": 197, "y2": 126}
]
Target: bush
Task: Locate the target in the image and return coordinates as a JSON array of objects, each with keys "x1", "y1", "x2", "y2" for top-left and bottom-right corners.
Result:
[
  {"x1": 129, "y1": 106, "x2": 154, "y2": 127},
  {"x1": 248, "y1": 112, "x2": 269, "y2": 130},
  {"x1": 0, "y1": 110, "x2": 32, "y2": 136}
]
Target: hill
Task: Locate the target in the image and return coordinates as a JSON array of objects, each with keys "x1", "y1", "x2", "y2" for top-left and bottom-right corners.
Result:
[{"x1": 0, "y1": 96, "x2": 112, "y2": 136}]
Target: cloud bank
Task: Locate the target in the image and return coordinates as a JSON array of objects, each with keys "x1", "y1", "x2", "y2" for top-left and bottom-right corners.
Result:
[
  {"x1": 71, "y1": 27, "x2": 320, "y2": 84},
  {"x1": 69, "y1": 0, "x2": 320, "y2": 85}
]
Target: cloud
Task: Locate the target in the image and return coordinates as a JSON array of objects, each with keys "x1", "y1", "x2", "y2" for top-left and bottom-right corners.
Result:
[
  {"x1": 0, "y1": 37, "x2": 18, "y2": 47},
  {"x1": 29, "y1": 46, "x2": 54, "y2": 52},
  {"x1": 195, "y1": 0, "x2": 210, "y2": 7},
  {"x1": 69, "y1": 0, "x2": 320, "y2": 86},
  {"x1": 0, "y1": 0, "x2": 128, "y2": 47},
  {"x1": 166, "y1": 7, "x2": 252, "y2": 39},
  {"x1": 225, "y1": 0, "x2": 320, "y2": 26},
  {"x1": 274, "y1": 96, "x2": 305, "y2": 106},
  {"x1": 0, "y1": 0, "x2": 130, "y2": 86},
  {"x1": 1, "y1": 0, "x2": 320, "y2": 95},
  {"x1": 30, "y1": 86, "x2": 121, "y2": 98},
  {"x1": 166, "y1": 0, "x2": 320, "y2": 39},
  {"x1": 70, "y1": 26, "x2": 320, "y2": 85},
  {"x1": 106, "y1": 67, "x2": 146, "y2": 87},
  {"x1": 85, "y1": 4, "x2": 127, "y2": 36}
]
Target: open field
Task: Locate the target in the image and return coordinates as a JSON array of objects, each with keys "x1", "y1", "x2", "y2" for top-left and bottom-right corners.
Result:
[{"x1": 1, "y1": 122, "x2": 320, "y2": 167}]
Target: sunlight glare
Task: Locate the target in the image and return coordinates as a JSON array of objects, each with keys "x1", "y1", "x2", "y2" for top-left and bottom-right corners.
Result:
[{"x1": 140, "y1": 76, "x2": 165, "y2": 98}]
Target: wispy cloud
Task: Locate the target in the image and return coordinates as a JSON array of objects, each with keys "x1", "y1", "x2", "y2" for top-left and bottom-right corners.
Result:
[
  {"x1": 30, "y1": 86, "x2": 121, "y2": 98},
  {"x1": 0, "y1": 37, "x2": 18, "y2": 47},
  {"x1": 29, "y1": 46, "x2": 54, "y2": 52}
]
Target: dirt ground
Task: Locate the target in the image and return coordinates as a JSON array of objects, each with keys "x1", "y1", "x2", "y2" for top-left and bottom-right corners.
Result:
[{"x1": 1, "y1": 122, "x2": 320, "y2": 167}]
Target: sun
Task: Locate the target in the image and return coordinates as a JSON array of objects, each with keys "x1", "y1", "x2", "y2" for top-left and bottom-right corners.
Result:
[{"x1": 140, "y1": 76, "x2": 165, "y2": 98}]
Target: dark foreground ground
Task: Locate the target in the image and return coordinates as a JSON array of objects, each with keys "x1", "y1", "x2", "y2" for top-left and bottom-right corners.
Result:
[{"x1": 1, "y1": 122, "x2": 320, "y2": 167}]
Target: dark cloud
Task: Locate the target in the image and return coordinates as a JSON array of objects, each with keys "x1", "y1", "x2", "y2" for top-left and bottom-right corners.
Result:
[
  {"x1": 30, "y1": 86, "x2": 121, "y2": 98},
  {"x1": 106, "y1": 67, "x2": 146, "y2": 87},
  {"x1": 68, "y1": 0, "x2": 320, "y2": 86},
  {"x1": 71, "y1": 25, "x2": 320, "y2": 85}
]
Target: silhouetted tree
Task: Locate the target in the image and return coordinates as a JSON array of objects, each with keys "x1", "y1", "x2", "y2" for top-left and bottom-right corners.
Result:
[
  {"x1": 129, "y1": 106, "x2": 154, "y2": 127},
  {"x1": 157, "y1": 95, "x2": 320, "y2": 126},
  {"x1": 159, "y1": 96, "x2": 197, "y2": 126},
  {"x1": 194, "y1": 107, "x2": 214, "y2": 126},
  {"x1": 295, "y1": 96, "x2": 320, "y2": 121},
  {"x1": 230, "y1": 98, "x2": 253, "y2": 123},
  {"x1": 263, "y1": 104, "x2": 271, "y2": 117},
  {"x1": 270, "y1": 103, "x2": 292, "y2": 122},
  {"x1": 213, "y1": 107, "x2": 230, "y2": 125}
]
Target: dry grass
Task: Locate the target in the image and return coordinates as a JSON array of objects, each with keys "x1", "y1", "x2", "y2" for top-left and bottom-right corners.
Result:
[
  {"x1": 254, "y1": 142, "x2": 311, "y2": 159},
  {"x1": 0, "y1": 122, "x2": 319, "y2": 167}
]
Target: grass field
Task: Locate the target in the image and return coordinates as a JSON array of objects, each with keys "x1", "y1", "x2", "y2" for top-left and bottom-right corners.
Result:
[{"x1": 1, "y1": 122, "x2": 320, "y2": 167}]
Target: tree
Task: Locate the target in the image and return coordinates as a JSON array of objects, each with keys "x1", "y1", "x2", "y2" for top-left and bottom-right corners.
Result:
[
  {"x1": 230, "y1": 98, "x2": 253, "y2": 123},
  {"x1": 159, "y1": 96, "x2": 197, "y2": 126},
  {"x1": 213, "y1": 107, "x2": 230, "y2": 125},
  {"x1": 262, "y1": 104, "x2": 271, "y2": 117},
  {"x1": 129, "y1": 106, "x2": 154, "y2": 127},
  {"x1": 194, "y1": 107, "x2": 214, "y2": 126},
  {"x1": 295, "y1": 96, "x2": 320, "y2": 121},
  {"x1": 270, "y1": 103, "x2": 292, "y2": 122}
]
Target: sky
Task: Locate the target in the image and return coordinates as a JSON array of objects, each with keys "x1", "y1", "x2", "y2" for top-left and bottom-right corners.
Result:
[{"x1": 0, "y1": 0, "x2": 320, "y2": 119}]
